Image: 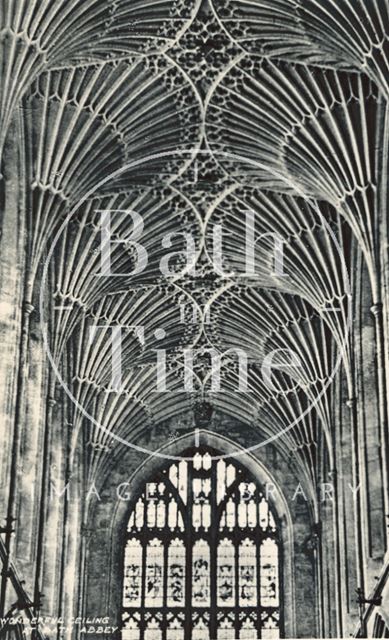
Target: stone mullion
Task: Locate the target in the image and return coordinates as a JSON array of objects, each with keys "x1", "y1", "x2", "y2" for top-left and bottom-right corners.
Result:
[
  {"x1": 162, "y1": 498, "x2": 169, "y2": 640},
  {"x1": 184, "y1": 461, "x2": 193, "y2": 640},
  {"x1": 234, "y1": 493, "x2": 239, "y2": 639},
  {"x1": 209, "y1": 458, "x2": 218, "y2": 640},
  {"x1": 140, "y1": 490, "x2": 148, "y2": 640},
  {"x1": 257, "y1": 532, "x2": 262, "y2": 639}
]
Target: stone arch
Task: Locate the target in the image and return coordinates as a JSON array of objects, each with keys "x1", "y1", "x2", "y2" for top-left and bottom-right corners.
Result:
[{"x1": 83, "y1": 427, "x2": 318, "y2": 638}]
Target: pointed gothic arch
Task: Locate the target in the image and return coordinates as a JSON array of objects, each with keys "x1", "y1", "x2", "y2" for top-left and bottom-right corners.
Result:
[
  {"x1": 82, "y1": 428, "x2": 316, "y2": 637},
  {"x1": 112, "y1": 431, "x2": 297, "y2": 639}
]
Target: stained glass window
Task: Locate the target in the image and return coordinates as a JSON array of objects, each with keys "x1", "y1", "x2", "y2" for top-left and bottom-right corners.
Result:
[{"x1": 122, "y1": 447, "x2": 281, "y2": 639}]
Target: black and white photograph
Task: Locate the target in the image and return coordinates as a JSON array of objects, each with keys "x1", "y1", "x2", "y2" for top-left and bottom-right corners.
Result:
[{"x1": 0, "y1": 0, "x2": 388, "y2": 638}]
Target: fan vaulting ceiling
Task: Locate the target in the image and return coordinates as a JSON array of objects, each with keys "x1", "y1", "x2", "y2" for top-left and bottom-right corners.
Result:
[{"x1": 1, "y1": 0, "x2": 388, "y2": 508}]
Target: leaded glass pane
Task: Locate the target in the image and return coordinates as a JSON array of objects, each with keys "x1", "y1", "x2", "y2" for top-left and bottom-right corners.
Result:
[
  {"x1": 192, "y1": 539, "x2": 210, "y2": 606},
  {"x1": 203, "y1": 452, "x2": 212, "y2": 470},
  {"x1": 192, "y1": 615, "x2": 210, "y2": 640},
  {"x1": 122, "y1": 614, "x2": 140, "y2": 640},
  {"x1": 260, "y1": 539, "x2": 279, "y2": 607},
  {"x1": 259, "y1": 498, "x2": 269, "y2": 531},
  {"x1": 156, "y1": 499, "x2": 165, "y2": 528},
  {"x1": 128, "y1": 512, "x2": 135, "y2": 530},
  {"x1": 147, "y1": 500, "x2": 157, "y2": 529},
  {"x1": 193, "y1": 452, "x2": 202, "y2": 470},
  {"x1": 166, "y1": 617, "x2": 185, "y2": 640},
  {"x1": 226, "y1": 497, "x2": 235, "y2": 530},
  {"x1": 135, "y1": 498, "x2": 144, "y2": 530},
  {"x1": 144, "y1": 617, "x2": 162, "y2": 640},
  {"x1": 226, "y1": 464, "x2": 235, "y2": 487},
  {"x1": 123, "y1": 539, "x2": 142, "y2": 607},
  {"x1": 177, "y1": 511, "x2": 184, "y2": 531},
  {"x1": 169, "y1": 463, "x2": 178, "y2": 488},
  {"x1": 167, "y1": 538, "x2": 185, "y2": 606},
  {"x1": 240, "y1": 615, "x2": 257, "y2": 639},
  {"x1": 217, "y1": 460, "x2": 226, "y2": 504},
  {"x1": 268, "y1": 511, "x2": 277, "y2": 532},
  {"x1": 145, "y1": 539, "x2": 164, "y2": 607},
  {"x1": 193, "y1": 502, "x2": 202, "y2": 530},
  {"x1": 217, "y1": 539, "x2": 235, "y2": 606},
  {"x1": 239, "y1": 539, "x2": 257, "y2": 607},
  {"x1": 218, "y1": 617, "x2": 236, "y2": 640},
  {"x1": 261, "y1": 612, "x2": 280, "y2": 639},
  {"x1": 238, "y1": 500, "x2": 248, "y2": 528},
  {"x1": 193, "y1": 478, "x2": 211, "y2": 530},
  {"x1": 247, "y1": 501, "x2": 257, "y2": 528},
  {"x1": 168, "y1": 497, "x2": 178, "y2": 530},
  {"x1": 178, "y1": 461, "x2": 188, "y2": 503}
]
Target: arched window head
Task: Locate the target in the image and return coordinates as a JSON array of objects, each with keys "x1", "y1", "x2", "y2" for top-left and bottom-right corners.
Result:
[{"x1": 122, "y1": 447, "x2": 281, "y2": 639}]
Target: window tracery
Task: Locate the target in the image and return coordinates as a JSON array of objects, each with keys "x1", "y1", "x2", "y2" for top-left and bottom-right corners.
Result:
[{"x1": 122, "y1": 448, "x2": 281, "y2": 639}]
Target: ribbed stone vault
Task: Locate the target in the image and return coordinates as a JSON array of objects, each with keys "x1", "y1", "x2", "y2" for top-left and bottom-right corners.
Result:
[{"x1": 0, "y1": 0, "x2": 388, "y2": 638}]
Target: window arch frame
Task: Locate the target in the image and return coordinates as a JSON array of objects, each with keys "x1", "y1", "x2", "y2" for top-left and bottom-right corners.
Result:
[{"x1": 120, "y1": 437, "x2": 291, "y2": 640}]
